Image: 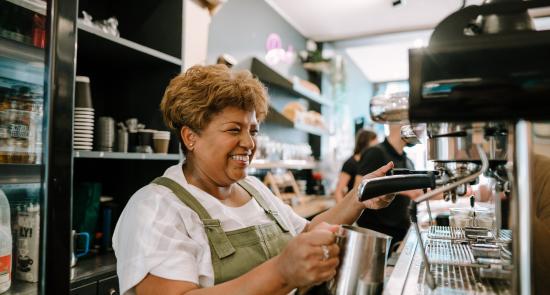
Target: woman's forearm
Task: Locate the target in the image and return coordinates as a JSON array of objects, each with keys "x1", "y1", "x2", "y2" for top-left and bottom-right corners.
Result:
[
  {"x1": 308, "y1": 191, "x2": 363, "y2": 231},
  {"x1": 186, "y1": 257, "x2": 293, "y2": 295},
  {"x1": 137, "y1": 257, "x2": 293, "y2": 295}
]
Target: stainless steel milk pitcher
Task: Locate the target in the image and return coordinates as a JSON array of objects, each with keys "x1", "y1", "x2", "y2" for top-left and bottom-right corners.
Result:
[{"x1": 328, "y1": 225, "x2": 392, "y2": 295}]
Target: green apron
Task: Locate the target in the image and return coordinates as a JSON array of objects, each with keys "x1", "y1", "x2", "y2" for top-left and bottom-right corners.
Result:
[{"x1": 152, "y1": 177, "x2": 294, "y2": 284}]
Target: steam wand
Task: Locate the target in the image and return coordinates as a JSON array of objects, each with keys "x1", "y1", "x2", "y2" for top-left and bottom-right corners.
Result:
[
  {"x1": 408, "y1": 144, "x2": 489, "y2": 290},
  {"x1": 425, "y1": 189, "x2": 433, "y2": 225}
]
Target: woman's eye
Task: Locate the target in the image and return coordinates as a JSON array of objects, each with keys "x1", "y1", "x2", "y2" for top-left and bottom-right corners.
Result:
[
  {"x1": 250, "y1": 130, "x2": 259, "y2": 136},
  {"x1": 227, "y1": 128, "x2": 240, "y2": 134}
]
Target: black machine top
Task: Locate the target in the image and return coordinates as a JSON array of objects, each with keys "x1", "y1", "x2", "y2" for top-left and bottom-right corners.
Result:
[{"x1": 408, "y1": 0, "x2": 550, "y2": 123}]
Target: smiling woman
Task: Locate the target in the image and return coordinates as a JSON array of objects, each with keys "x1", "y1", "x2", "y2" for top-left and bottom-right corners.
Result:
[{"x1": 112, "y1": 64, "x2": 397, "y2": 295}]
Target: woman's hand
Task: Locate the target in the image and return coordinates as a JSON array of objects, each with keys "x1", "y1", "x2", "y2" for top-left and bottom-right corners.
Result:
[
  {"x1": 275, "y1": 222, "x2": 340, "y2": 288},
  {"x1": 357, "y1": 162, "x2": 396, "y2": 209}
]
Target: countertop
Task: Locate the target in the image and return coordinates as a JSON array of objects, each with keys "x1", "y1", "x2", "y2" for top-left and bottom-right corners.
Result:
[{"x1": 70, "y1": 252, "x2": 117, "y2": 287}]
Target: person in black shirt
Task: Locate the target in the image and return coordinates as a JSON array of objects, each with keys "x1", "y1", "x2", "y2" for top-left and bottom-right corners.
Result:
[
  {"x1": 334, "y1": 129, "x2": 378, "y2": 202},
  {"x1": 355, "y1": 124, "x2": 420, "y2": 245}
]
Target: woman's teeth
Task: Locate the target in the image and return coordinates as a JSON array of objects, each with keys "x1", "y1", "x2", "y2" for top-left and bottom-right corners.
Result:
[{"x1": 231, "y1": 155, "x2": 249, "y2": 162}]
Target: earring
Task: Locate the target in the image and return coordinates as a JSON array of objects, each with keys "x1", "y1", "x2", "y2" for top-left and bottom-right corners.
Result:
[{"x1": 188, "y1": 143, "x2": 194, "y2": 150}]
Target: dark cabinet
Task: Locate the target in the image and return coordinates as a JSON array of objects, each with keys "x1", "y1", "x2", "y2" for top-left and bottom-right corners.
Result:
[
  {"x1": 97, "y1": 275, "x2": 119, "y2": 295},
  {"x1": 70, "y1": 282, "x2": 97, "y2": 295}
]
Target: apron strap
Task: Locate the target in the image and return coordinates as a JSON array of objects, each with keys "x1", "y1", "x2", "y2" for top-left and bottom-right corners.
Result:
[
  {"x1": 237, "y1": 179, "x2": 290, "y2": 232},
  {"x1": 152, "y1": 177, "x2": 236, "y2": 259}
]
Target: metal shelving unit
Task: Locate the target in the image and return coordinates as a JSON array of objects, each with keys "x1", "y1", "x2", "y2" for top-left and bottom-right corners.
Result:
[{"x1": 73, "y1": 151, "x2": 181, "y2": 161}]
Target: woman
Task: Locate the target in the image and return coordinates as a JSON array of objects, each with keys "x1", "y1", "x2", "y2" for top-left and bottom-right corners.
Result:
[
  {"x1": 334, "y1": 129, "x2": 378, "y2": 203},
  {"x1": 113, "y1": 65, "x2": 395, "y2": 295}
]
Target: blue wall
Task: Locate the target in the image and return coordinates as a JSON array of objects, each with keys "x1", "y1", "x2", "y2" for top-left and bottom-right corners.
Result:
[
  {"x1": 320, "y1": 42, "x2": 374, "y2": 132},
  {"x1": 208, "y1": 0, "x2": 312, "y2": 144},
  {"x1": 208, "y1": 0, "x2": 307, "y2": 79},
  {"x1": 207, "y1": 1, "x2": 374, "y2": 150}
]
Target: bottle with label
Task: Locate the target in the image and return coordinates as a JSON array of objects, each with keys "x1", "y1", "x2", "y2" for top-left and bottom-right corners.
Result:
[
  {"x1": 15, "y1": 203, "x2": 39, "y2": 283},
  {"x1": 0, "y1": 188, "x2": 12, "y2": 293}
]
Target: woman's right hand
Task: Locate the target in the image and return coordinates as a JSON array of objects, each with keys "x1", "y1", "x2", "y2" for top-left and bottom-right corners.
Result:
[{"x1": 274, "y1": 222, "x2": 340, "y2": 288}]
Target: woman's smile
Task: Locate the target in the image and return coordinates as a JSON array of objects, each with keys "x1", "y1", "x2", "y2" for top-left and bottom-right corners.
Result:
[{"x1": 230, "y1": 154, "x2": 251, "y2": 166}]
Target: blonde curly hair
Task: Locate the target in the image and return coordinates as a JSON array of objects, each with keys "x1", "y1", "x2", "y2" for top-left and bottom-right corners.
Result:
[{"x1": 160, "y1": 64, "x2": 269, "y2": 152}]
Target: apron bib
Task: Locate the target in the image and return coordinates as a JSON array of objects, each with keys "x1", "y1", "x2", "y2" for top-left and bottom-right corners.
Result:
[{"x1": 152, "y1": 177, "x2": 293, "y2": 284}]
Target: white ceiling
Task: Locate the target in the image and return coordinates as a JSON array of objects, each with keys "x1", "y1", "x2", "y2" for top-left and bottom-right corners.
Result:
[
  {"x1": 266, "y1": 0, "x2": 484, "y2": 42},
  {"x1": 266, "y1": 0, "x2": 550, "y2": 83}
]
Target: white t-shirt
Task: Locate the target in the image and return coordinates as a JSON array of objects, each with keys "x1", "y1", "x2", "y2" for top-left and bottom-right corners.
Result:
[{"x1": 112, "y1": 164, "x2": 308, "y2": 295}]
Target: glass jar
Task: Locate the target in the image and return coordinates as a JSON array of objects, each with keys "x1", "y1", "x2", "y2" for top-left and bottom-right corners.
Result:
[{"x1": 0, "y1": 86, "x2": 43, "y2": 164}]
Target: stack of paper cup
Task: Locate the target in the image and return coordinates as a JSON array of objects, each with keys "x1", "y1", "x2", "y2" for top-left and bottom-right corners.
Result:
[{"x1": 153, "y1": 131, "x2": 170, "y2": 154}]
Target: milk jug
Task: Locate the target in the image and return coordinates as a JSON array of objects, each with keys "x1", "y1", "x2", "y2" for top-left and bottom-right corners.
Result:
[{"x1": 0, "y1": 189, "x2": 12, "y2": 293}]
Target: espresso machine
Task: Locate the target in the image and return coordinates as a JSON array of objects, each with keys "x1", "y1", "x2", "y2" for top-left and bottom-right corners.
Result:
[{"x1": 366, "y1": 1, "x2": 550, "y2": 294}]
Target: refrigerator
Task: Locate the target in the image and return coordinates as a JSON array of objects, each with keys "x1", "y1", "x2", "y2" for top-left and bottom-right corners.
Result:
[{"x1": 0, "y1": 0, "x2": 77, "y2": 293}]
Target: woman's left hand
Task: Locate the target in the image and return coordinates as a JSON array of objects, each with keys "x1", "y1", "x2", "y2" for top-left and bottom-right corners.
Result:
[{"x1": 357, "y1": 162, "x2": 395, "y2": 210}]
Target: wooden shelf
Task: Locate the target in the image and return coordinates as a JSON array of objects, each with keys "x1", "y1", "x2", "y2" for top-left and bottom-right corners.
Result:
[
  {"x1": 250, "y1": 159, "x2": 318, "y2": 170},
  {"x1": 266, "y1": 105, "x2": 328, "y2": 136},
  {"x1": 73, "y1": 151, "x2": 181, "y2": 161},
  {"x1": 250, "y1": 57, "x2": 332, "y2": 107},
  {"x1": 77, "y1": 21, "x2": 182, "y2": 67},
  {"x1": 6, "y1": 0, "x2": 46, "y2": 15},
  {"x1": 0, "y1": 164, "x2": 41, "y2": 184}
]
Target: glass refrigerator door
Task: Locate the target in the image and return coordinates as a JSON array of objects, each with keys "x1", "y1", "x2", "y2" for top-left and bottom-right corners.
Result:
[{"x1": 1, "y1": 0, "x2": 76, "y2": 293}]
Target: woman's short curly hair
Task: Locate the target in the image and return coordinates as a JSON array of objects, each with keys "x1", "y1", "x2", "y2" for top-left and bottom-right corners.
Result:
[{"x1": 160, "y1": 64, "x2": 269, "y2": 135}]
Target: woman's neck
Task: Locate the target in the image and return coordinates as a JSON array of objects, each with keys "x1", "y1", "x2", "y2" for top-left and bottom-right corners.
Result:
[{"x1": 182, "y1": 162, "x2": 233, "y2": 200}]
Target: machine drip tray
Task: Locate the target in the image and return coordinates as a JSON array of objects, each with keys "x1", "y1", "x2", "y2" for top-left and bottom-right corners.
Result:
[
  {"x1": 428, "y1": 226, "x2": 512, "y2": 243},
  {"x1": 384, "y1": 228, "x2": 512, "y2": 295},
  {"x1": 417, "y1": 263, "x2": 511, "y2": 295}
]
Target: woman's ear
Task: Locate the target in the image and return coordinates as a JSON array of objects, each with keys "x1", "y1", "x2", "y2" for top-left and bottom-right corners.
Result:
[{"x1": 180, "y1": 126, "x2": 197, "y2": 151}]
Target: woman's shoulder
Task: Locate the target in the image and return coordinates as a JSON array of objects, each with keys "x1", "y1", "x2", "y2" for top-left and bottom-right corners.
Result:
[{"x1": 122, "y1": 182, "x2": 194, "y2": 221}]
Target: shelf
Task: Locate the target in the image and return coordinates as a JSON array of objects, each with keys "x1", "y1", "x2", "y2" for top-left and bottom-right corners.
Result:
[
  {"x1": 0, "y1": 37, "x2": 44, "y2": 64},
  {"x1": 6, "y1": 0, "x2": 46, "y2": 15},
  {"x1": 77, "y1": 21, "x2": 182, "y2": 67},
  {"x1": 0, "y1": 164, "x2": 41, "y2": 184},
  {"x1": 4, "y1": 281, "x2": 37, "y2": 295},
  {"x1": 71, "y1": 252, "x2": 116, "y2": 285},
  {"x1": 266, "y1": 105, "x2": 328, "y2": 136},
  {"x1": 250, "y1": 57, "x2": 332, "y2": 107},
  {"x1": 73, "y1": 151, "x2": 181, "y2": 161},
  {"x1": 250, "y1": 159, "x2": 318, "y2": 170},
  {"x1": 293, "y1": 122, "x2": 328, "y2": 136}
]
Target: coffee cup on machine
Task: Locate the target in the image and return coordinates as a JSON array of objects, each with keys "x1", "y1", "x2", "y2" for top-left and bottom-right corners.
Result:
[{"x1": 153, "y1": 131, "x2": 170, "y2": 154}]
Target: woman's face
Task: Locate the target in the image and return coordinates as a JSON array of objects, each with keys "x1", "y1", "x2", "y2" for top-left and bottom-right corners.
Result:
[{"x1": 192, "y1": 106, "x2": 258, "y2": 186}]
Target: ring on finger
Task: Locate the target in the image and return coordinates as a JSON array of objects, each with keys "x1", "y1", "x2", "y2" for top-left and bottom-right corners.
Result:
[{"x1": 321, "y1": 245, "x2": 330, "y2": 261}]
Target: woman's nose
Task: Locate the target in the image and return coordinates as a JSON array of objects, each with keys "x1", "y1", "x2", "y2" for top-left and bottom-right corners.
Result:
[{"x1": 240, "y1": 132, "x2": 255, "y2": 149}]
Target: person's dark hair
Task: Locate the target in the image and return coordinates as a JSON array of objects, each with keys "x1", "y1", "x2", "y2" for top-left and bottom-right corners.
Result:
[{"x1": 354, "y1": 129, "x2": 377, "y2": 155}]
